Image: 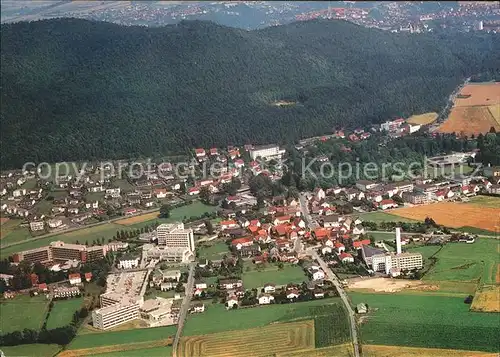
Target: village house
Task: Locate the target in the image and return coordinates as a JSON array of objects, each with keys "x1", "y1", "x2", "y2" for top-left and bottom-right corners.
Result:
[
  {"x1": 69, "y1": 273, "x2": 82, "y2": 285},
  {"x1": 286, "y1": 289, "x2": 300, "y2": 300},
  {"x1": 231, "y1": 237, "x2": 254, "y2": 250},
  {"x1": 340, "y1": 252, "x2": 355, "y2": 263},
  {"x1": 258, "y1": 294, "x2": 275, "y2": 305},
  {"x1": 192, "y1": 303, "x2": 205, "y2": 313},
  {"x1": 226, "y1": 295, "x2": 239, "y2": 309},
  {"x1": 379, "y1": 199, "x2": 398, "y2": 210},
  {"x1": 263, "y1": 283, "x2": 276, "y2": 293},
  {"x1": 220, "y1": 220, "x2": 238, "y2": 230},
  {"x1": 219, "y1": 279, "x2": 243, "y2": 290}
]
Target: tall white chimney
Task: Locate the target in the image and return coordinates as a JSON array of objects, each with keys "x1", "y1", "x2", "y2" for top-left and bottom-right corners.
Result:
[{"x1": 395, "y1": 227, "x2": 402, "y2": 255}]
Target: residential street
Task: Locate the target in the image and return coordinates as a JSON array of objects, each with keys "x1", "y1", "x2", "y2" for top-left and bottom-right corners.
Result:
[
  {"x1": 300, "y1": 192, "x2": 360, "y2": 357},
  {"x1": 309, "y1": 249, "x2": 361, "y2": 357},
  {"x1": 172, "y1": 262, "x2": 196, "y2": 357}
]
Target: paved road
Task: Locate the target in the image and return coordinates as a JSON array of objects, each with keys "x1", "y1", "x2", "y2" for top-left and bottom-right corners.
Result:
[
  {"x1": 299, "y1": 192, "x2": 360, "y2": 356},
  {"x1": 1, "y1": 207, "x2": 161, "y2": 250},
  {"x1": 309, "y1": 249, "x2": 360, "y2": 357},
  {"x1": 172, "y1": 262, "x2": 196, "y2": 357}
]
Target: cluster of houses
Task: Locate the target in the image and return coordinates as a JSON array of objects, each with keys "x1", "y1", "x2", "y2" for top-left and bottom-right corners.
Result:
[
  {"x1": 306, "y1": 173, "x2": 494, "y2": 212},
  {"x1": 0, "y1": 170, "x2": 46, "y2": 220}
]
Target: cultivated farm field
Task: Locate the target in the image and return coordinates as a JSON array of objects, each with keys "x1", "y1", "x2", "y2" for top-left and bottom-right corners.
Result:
[
  {"x1": 453, "y1": 82, "x2": 500, "y2": 107},
  {"x1": 67, "y1": 325, "x2": 176, "y2": 350},
  {"x1": 438, "y1": 106, "x2": 499, "y2": 136},
  {"x1": 422, "y1": 238, "x2": 498, "y2": 284},
  {"x1": 391, "y1": 202, "x2": 499, "y2": 232},
  {"x1": 438, "y1": 82, "x2": 500, "y2": 136},
  {"x1": 363, "y1": 345, "x2": 497, "y2": 357},
  {"x1": 0, "y1": 294, "x2": 49, "y2": 334},
  {"x1": 177, "y1": 320, "x2": 315, "y2": 357},
  {"x1": 466, "y1": 195, "x2": 500, "y2": 208},
  {"x1": 182, "y1": 299, "x2": 342, "y2": 336},
  {"x1": 0, "y1": 344, "x2": 62, "y2": 357},
  {"x1": 115, "y1": 211, "x2": 160, "y2": 225},
  {"x1": 471, "y1": 285, "x2": 500, "y2": 313},
  {"x1": 349, "y1": 293, "x2": 499, "y2": 352},
  {"x1": 406, "y1": 112, "x2": 438, "y2": 125},
  {"x1": 91, "y1": 346, "x2": 173, "y2": 357}
]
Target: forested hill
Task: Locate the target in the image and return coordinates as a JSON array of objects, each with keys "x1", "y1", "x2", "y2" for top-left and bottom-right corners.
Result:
[{"x1": 1, "y1": 19, "x2": 499, "y2": 168}]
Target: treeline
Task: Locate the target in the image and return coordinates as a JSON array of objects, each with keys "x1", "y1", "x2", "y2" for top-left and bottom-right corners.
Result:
[{"x1": 1, "y1": 18, "x2": 499, "y2": 168}]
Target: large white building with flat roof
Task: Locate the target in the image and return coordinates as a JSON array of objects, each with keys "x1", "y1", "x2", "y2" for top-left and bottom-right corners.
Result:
[
  {"x1": 156, "y1": 222, "x2": 194, "y2": 252},
  {"x1": 92, "y1": 270, "x2": 147, "y2": 330},
  {"x1": 249, "y1": 144, "x2": 286, "y2": 161}
]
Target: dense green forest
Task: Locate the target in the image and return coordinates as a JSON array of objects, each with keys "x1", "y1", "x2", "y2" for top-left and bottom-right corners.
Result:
[{"x1": 1, "y1": 18, "x2": 499, "y2": 168}]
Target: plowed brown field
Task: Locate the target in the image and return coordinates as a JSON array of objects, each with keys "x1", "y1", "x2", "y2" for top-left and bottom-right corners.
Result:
[
  {"x1": 391, "y1": 202, "x2": 500, "y2": 231},
  {"x1": 438, "y1": 106, "x2": 499, "y2": 136},
  {"x1": 438, "y1": 82, "x2": 500, "y2": 136},
  {"x1": 454, "y1": 83, "x2": 500, "y2": 107},
  {"x1": 115, "y1": 211, "x2": 159, "y2": 225}
]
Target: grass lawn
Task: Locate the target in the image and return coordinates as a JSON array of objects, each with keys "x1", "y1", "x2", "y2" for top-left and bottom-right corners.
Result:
[
  {"x1": 86, "y1": 191, "x2": 106, "y2": 202},
  {"x1": 349, "y1": 292, "x2": 499, "y2": 352},
  {"x1": 34, "y1": 198, "x2": 54, "y2": 215},
  {"x1": 455, "y1": 226, "x2": 498, "y2": 236},
  {"x1": 182, "y1": 298, "x2": 341, "y2": 336},
  {"x1": 92, "y1": 346, "x2": 173, "y2": 357},
  {"x1": 359, "y1": 212, "x2": 418, "y2": 223},
  {"x1": 114, "y1": 179, "x2": 136, "y2": 193},
  {"x1": 21, "y1": 178, "x2": 38, "y2": 190},
  {"x1": 145, "y1": 288, "x2": 184, "y2": 299},
  {"x1": 242, "y1": 263, "x2": 308, "y2": 289},
  {"x1": 1, "y1": 223, "x2": 124, "y2": 259},
  {"x1": 197, "y1": 241, "x2": 230, "y2": 261},
  {"x1": 126, "y1": 201, "x2": 217, "y2": 230},
  {"x1": 422, "y1": 238, "x2": 498, "y2": 284},
  {"x1": 68, "y1": 325, "x2": 177, "y2": 349},
  {"x1": 46, "y1": 297, "x2": 83, "y2": 330},
  {"x1": 0, "y1": 344, "x2": 61, "y2": 357},
  {"x1": 0, "y1": 294, "x2": 49, "y2": 334},
  {"x1": 466, "y1": 195, "x2": 500, "y2": 208},
  {"x1": 0, "y1": 226, "x2": 33, "y2": 248},
  {"x1": 425, "y1": 164, "x2": 474, "y2": 178}
]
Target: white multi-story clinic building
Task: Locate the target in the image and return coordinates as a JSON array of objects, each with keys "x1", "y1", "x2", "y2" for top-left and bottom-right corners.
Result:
[
  {"x1": 249, "y1": 144, "x2": 286, "y2": 161},
  {"x1": 156, "y1": 222, "x2": 194, "y2": 252},
  {"x1": 363, "y1": 227, "x2": 423, "y2": 276},
  {"x1": 92, "y1": 271, "x2": 147, "y2": 330}
]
